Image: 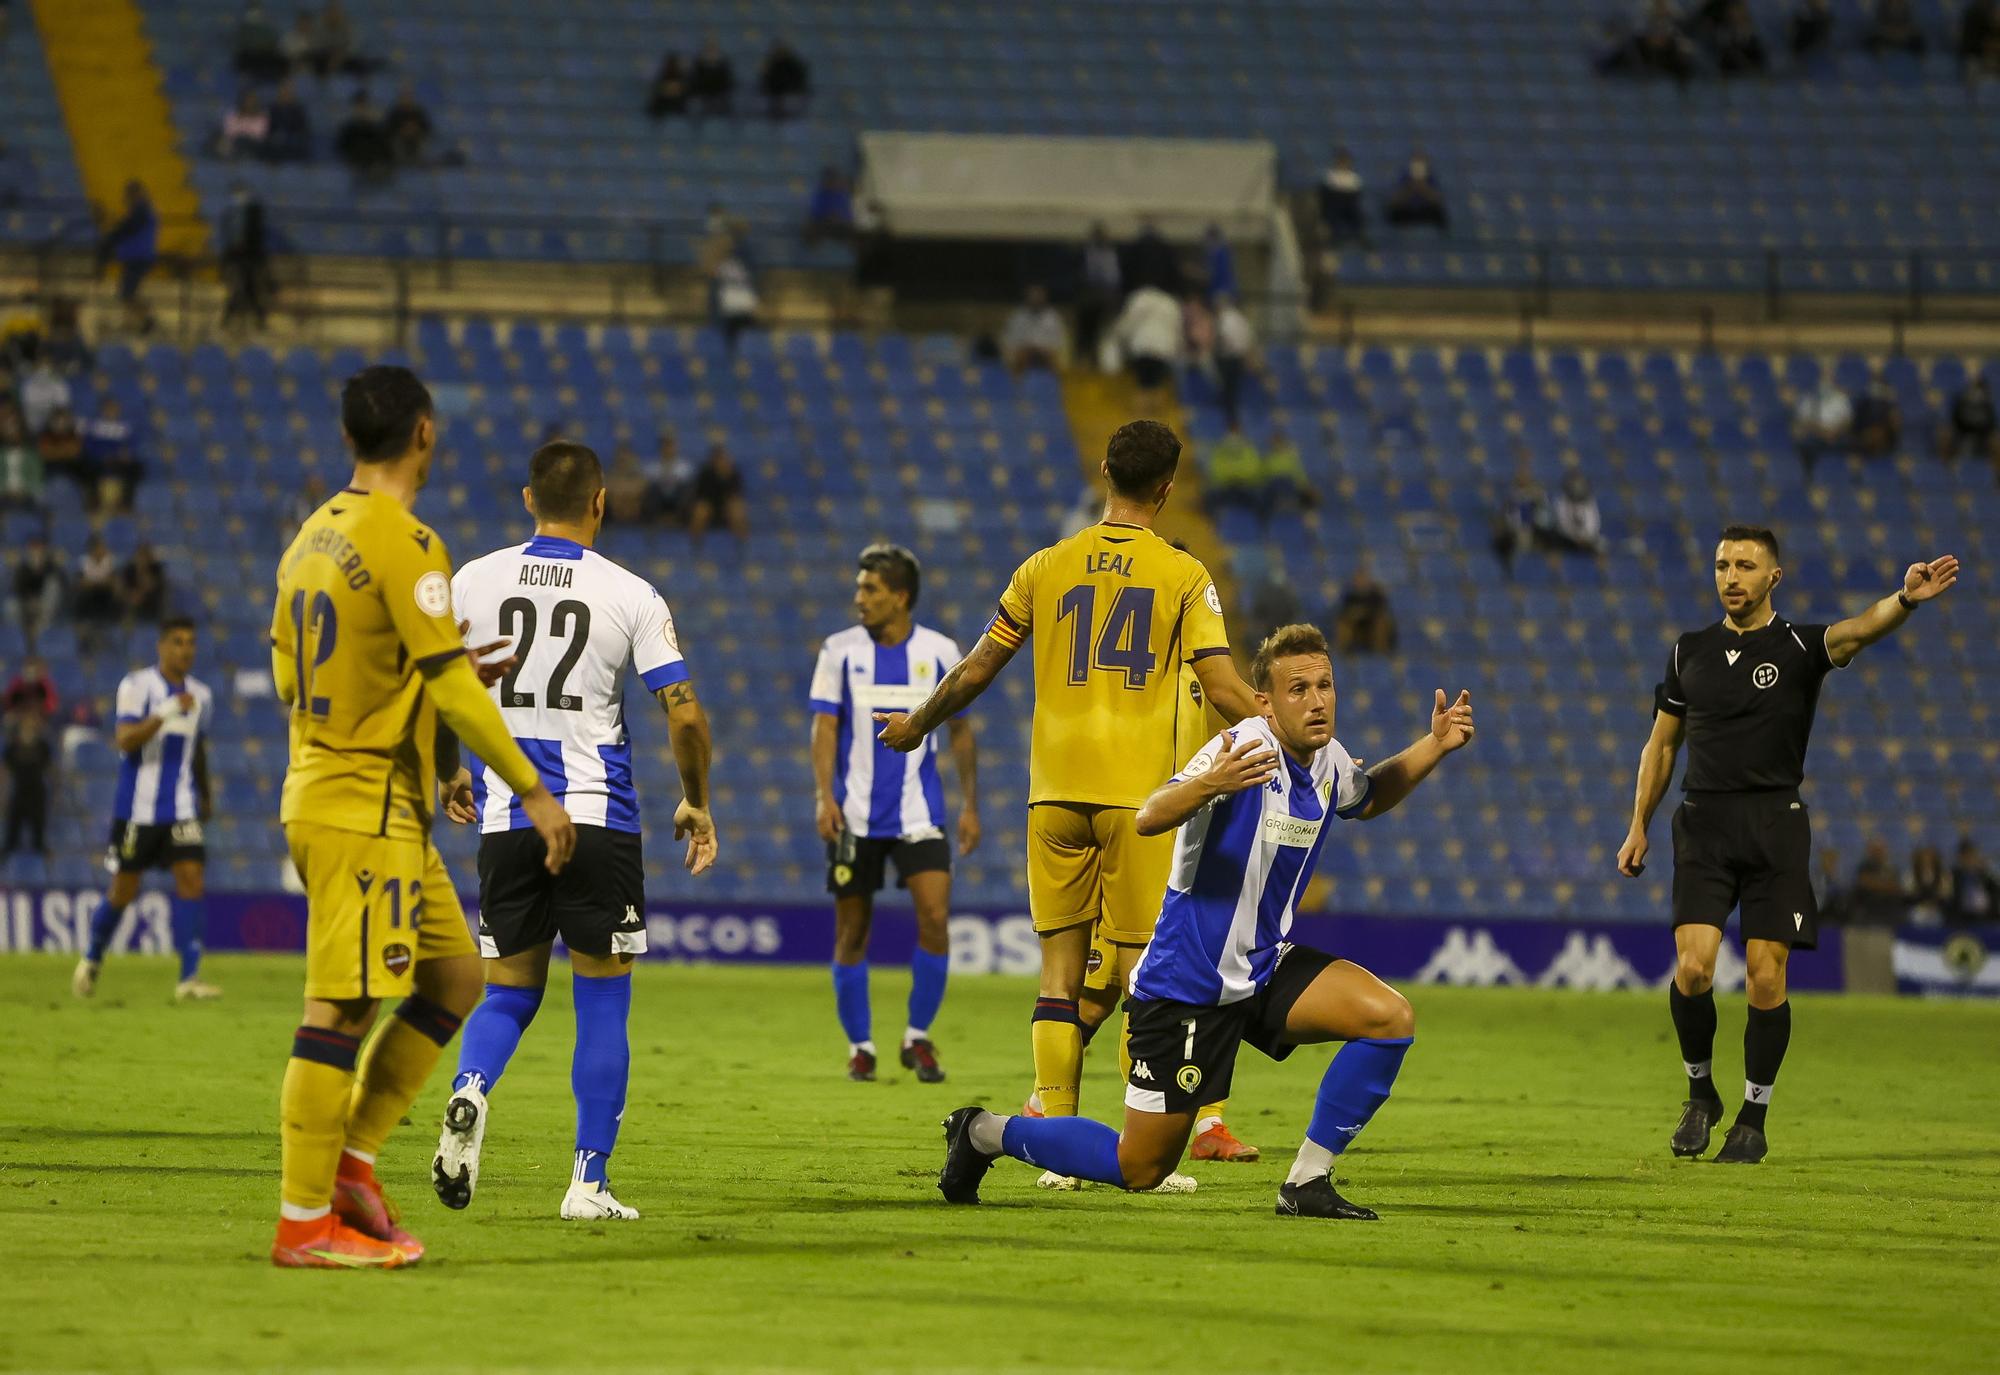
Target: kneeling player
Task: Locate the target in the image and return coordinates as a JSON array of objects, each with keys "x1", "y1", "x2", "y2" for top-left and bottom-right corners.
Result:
[{"x1": 938, "y1": 625, "x2": 1474, "y2": 1217}]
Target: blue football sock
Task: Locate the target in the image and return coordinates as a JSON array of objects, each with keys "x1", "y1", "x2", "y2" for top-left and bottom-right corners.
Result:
[
  {"x1": 169, "y1": 897, "x2": 205, "y2": 981},
  {"x1": 573, "y1": 1148, "x2": 609, "y2": 1186},
  {"x1": 85, "y1": 901, "x2": 125, "y2": 963},
  {"x1": 453, "y1": 983, "x2": 544, "y2": 1094},
  {"x1": 906, "y1": 948, "x2": 949, "y2": 1037},
  {"x1": 571, "y1": 971, "x2": 632, "y2": 1158},
  {"x1": 1306, "y1": 1036, "x2": 1413, "y2": 1155},
  {"x1": 1000, "y1": 1114, "x2": 1126, "y2": 1187},
  {"x1": 831, "y1": 960, "x2": 871, "y2": 1045}
]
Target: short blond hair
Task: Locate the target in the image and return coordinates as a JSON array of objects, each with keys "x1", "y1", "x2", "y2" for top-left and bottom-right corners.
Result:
[{"x1": 1250, "y1": 623, "x2": 1330, "y2": 691}]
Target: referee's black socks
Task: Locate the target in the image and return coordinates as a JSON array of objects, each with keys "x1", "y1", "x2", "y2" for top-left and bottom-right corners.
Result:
[
  {"x1": 1737, "y1": 1000, "x2": 1791, "y2": 1131},
  {"x1": 1669, "y1": 984, "x2": 1723, "y2": 1106}
]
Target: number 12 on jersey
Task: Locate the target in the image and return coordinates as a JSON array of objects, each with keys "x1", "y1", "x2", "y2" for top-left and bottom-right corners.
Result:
[{"x1": 1055, "y1": 584, "x2": 1156, "y2": 689}]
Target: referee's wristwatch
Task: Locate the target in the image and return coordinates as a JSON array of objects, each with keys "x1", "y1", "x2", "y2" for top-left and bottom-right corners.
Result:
[{"x1": 1896, "y1": 590, "x2": 1918, "y2": 611}]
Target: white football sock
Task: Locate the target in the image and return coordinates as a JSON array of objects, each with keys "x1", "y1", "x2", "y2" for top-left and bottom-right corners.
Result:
[
  {"x1": 1194, "y1": 1114, "x2": 1223, "y2": 1137},
  {"x1": 1285, "y1": 1138, "x2": 1337, "y2": 1187},
  {"x1": 968, "y1": 1110, "x2": 1009, "y2": 1155}
]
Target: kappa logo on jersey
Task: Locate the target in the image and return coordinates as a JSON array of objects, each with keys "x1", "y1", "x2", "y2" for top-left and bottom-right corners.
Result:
[
  {"x1": 1753, "y1": 663, "x2": 1780, "y2": 689},
  {"x1": 1726, "y1": 649, "x2": 1742, "y2": 666},
  {"x1": 1131, "y1": 1060, "x2": 1155, "y2": 1081},
  {"x1": 413, "y1": 570, "x2": 451, "y2": 617}
]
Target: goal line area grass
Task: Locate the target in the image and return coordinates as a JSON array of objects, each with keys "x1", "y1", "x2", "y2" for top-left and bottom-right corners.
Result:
[{"x1": 1, "y1": 955, "x2": 1996, "y2": 1374}]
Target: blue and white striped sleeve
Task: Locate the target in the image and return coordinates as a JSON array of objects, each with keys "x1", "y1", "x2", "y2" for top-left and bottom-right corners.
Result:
[
  {"x1": 1332, "y1": 743, "x2": 1372, "y2": 819},
  {"x1": 808, "y1": 640, "x2": 844, "y2": 716},
  {"x1": 633, "y1": 587, "x2": 689, "y2": 692}
]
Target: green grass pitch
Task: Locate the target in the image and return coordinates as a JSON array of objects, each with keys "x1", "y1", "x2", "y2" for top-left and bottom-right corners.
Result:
[{"x1": 2, "y1": 954, "x2": 1997, "y2": 1374}]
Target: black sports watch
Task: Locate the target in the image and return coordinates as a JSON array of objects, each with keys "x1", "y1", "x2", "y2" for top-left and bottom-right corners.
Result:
[{"x1": 1896, "y1": 591, "x2": 1917, "y2": 611}]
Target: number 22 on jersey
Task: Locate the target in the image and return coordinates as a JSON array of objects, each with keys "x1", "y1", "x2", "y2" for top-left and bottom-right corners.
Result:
[{"x1": 1055, "y1": 584, "x2": 1157, "y2": 689}]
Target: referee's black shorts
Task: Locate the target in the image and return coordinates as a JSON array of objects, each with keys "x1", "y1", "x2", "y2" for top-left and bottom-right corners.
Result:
[{"x1": 1670, "y1": 789, "x2": 1818, "y2": 950}]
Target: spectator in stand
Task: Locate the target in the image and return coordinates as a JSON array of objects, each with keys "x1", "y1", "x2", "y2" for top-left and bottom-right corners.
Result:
[
  {"x1": 1961, "y1": 0, "x2": 2000, "y2": 76},
  {"x1": 336, "y1": 90, "x2": 393, "y2": 185},
  {"x1": 121, "y1": 542, "x2": 166, "y2": 624},
  {"x1": 1110, "y1": 283, "x2": 1183, "y2": 414},
  {"x1": 278, "y1": 10, "x2": 317, "y2": 77},
  {"x1": 758, "y1": 37, "x2": 810, "y2": 119},
  {"x1": 1793, "y1": 374, "x2": 1853, "y2": 475},
  {"x1": 1180, "y1": 291, "x2": 1215, "y2": 379},
  {"x1": 1214, "y1": 294, "x2": 1255, "y2": 428},
  {"x1": 604, "y1": 443, "x2": 651, "y2": 525},
  {"x1": 691, "y1": 37, "x2": 735, "y2": 118},
  {"x1": 220, "y1": 181, "x2": 272, "y2": 330},
  {"x1": 1635, "y1": 13, "x2": 1697, "y2": 81},
  {"x1": 96, "y1": 181, "x2": 158, "y2": 333},
  {"x1": 709, "y1": 233, "x2": 760, "y2": 353},
  {"x1": 18, "y1": 354, "x2": 69, "y2": 433},
  {"x1": 315, "y1": 0, "x2": 368, "y2": 75},
  {"x1": 1851, "y1": 369, "x2": 1901, "y2": 456},
  {"x1": 1202, "y1": 224, "x2": 1237, "y2": 300},
  {"x1": 648, "y1": 52, "x2": 690, "y2": 119},
  {"x1": 804, "y1": 167, "x2": 854, "y2": 245},
  {"x1": 36, "y1": 405, "x2": 83, "y2": 492},
  {"x1": 1385, "y1": 149, "x2": 1448, "y2": 232},
  {"x1": 386, "y1": 84, "x2": 433, "y2": 166},
  {"x1": 1715, "y1": 2, "x2": 1769, "y2": 74},
  {"x1": 1318, "y1": 148, "x2": 1368, "y2": 246},
  {"x1": 2, "y1": 654, "x2": 57, "y2": 720},
  {"x1": 1124, "y1": 218, "x2": 1182, "y2": 296},
  {"x1": 1261, "y1": 424, "x2": 1310, "y2": 516},
  {"x1": 218, "y1": 88, "x2": 269, "y2": 160},
  {"x1": 1333, "y1": 557, "x2": 1398, "y2": 656},
  {"x1": 1939, "y1": 374, "x2": 1997, "y2": 461},
  {"x1": 73, "y1": 533, "x2": 121, "y2": 654},
  {"x1": 2, "y1": 707, "x2": 53, "y2": 861},
  {"x1": 1949, "y1": 837, "x2": 1998, "y2": 923},
  {"x1": 41, "y1": 297, "x2": 92, "y2": 375},
  {"x1": 0, "y1": 401, "x2": 40, "y2": 512},
  {"x1": 1851, "y1": 839, "x2": 1908, "y2": 924},
  {"x1": 1075, "y1": 222, "x2": 1123, "y2": 369},
  {"x1": 233, "y1": 2, "x2": 286, "y2": 81},
  {"x1": 647, "y1": 429, "x2": 696, "y2": 524},
  {"x1": 1866, "y1": 0, "x2": 1925, "y2": 55},
  {"x1": 1202, "y1": 422, "x2": 1263, "y2": 518},
  {"x1": 82, "y1": 397, "x2": 143, "y2": 511},
  {"x1": 688, "y1": 443, "x2": 748, "y2": 545},
  {"x1": 265, "y1": 80, "x2": 313, "y2": 162},
  {"x1": 1790, "y1": 0, "x2": 1835, "y2": 56},
  {"x1": 1539, "y1": 468, "x2": 1604, "y2": 555},
  {"x1": 1908, "y1": 844, "x2": 1949, "y2": 923},
  {"x1": 10, "y1": 541, "x2": 61, "y2": 653},
  {"x1": 1000, "y1": 286, "x2": 1068, "y2": 374}
]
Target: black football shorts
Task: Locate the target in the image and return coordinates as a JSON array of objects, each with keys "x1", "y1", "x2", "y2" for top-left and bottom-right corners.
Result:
[{"x1": 1671, "y1": 790, "x2": 1818, "y2": 950}]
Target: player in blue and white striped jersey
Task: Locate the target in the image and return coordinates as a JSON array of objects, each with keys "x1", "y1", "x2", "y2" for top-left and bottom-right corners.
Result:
[
  {"x1": 939, "y1": 623, "x2": 1475, "y2": 1220},
  {"x1": 430, "y1": 441, "x2": 717, "y2": 1223},
  {"x1": 72, "y1": 616, "x2": 220, "y2": 1003},
  {"x1": 809, "y1": 544, "x2": 979, "y2": 1084}
]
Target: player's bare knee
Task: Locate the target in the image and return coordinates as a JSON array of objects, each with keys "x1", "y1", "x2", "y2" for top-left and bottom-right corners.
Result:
[
  {"x1": 1745, "y1": 955, "x2": 1788, "y2": 1006},
  {"x1": 1370, "y1": 988, "x2": 1414, "y2": 1039},
  {"x1": 1676, "y1": 952, "x2": 1715, "y2": 994}
]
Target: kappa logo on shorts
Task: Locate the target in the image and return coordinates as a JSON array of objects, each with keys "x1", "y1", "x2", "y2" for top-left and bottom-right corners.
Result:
[
  {"x1": 1131, "y1": 1060, "x2": 1155, "y2": 1082},
  {"x1": 382, "y1": 943, "x2": 413, "y2": 976},
  {"x1": 1176, "y1": 1064, "x2": 1203, "y2": 1094},
  {"x1": 1753, "y1": 663, "x2": 1780, "y2": 689}
]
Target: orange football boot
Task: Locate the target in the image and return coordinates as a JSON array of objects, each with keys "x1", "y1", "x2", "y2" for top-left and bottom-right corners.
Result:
[
  {"x1": 270, "y1": 1214, "x2": 412, "y2": 1269},
  {"x1": 333, "y1": 1163, "x2": 426, "y2": 1264},
  {"x1": 1188, "y1": 1122, "x2": 1261, "y2": 1163}
]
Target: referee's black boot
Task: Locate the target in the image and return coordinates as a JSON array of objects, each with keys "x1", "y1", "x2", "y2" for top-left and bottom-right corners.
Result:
[
  {"x1": 1713, "y1": 1122, "x2": 1768, "y2": 1164},
  {"x1": 1670, "y1": 1098, "x2": 1726, "y2": 1158},
  {"x1": 1276, "y1": 1176, "x2": 1378, "y2": 1221}
]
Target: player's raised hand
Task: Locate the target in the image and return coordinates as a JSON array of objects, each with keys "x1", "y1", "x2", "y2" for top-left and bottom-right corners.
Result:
[
  {"x1": 1201, "y1": 732, "x2": 1281, "y2": 797},
  {"x1": 1903, "y1": 554, "x2": 1960, "y2": 604},
  {"x1": 957, "y1": 805, "x2": 982, "y2": 857},
  {"x1": 440, "y1": 767, "x2": 478, "y2": 825},
  {"x1": 675, "y1": 799, "x2": 718, "y2": 876},
  {"x1": 519, "y1": 784, "x2": 576, "y2": 873},
  {"x1": 874, "y1": 711, "x2": 921, "y2": 753},
  {"x1": 814, "y1": 793, "x2": 843, "y2": 844},
  {"x1": 1617, "y1": 826, "x2": 1649, "y2": 877},
  {"x1": 1431, "y1": 688, "x2": 1475, "y2": 751}
]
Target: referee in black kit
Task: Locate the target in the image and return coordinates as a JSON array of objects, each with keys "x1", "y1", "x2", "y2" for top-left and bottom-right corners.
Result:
[{"x1": 1616, "y1": 525, "x2": 1959, "y2": 1163}]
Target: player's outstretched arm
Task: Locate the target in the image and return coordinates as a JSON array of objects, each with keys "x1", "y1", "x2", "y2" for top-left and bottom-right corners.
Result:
[
  {"x1": 1825, "y1": 554, "x2": 1960, "y2": 666},
  {"x1": 1617, "y1": 708, "x2": 1685, "y2": 876},
  {"x1": 1190, "y1": 651, "x2": 1263, "y2": 724},
  {"x1": 947, "y1": 715, "x2": 981, "y2": 855},
  {"x1": 425, "y1": 655, "x2": 575, "y2": 872},
  {"x1": 1357, "y1": 688, "x2": 1474, "y2": 820},
  {"x1": 1135, "y1": 733, "x2": 1279, "y2": 836},
  {"x1": 876, "y1": 635, "x2": 1017, "y2": 753},
  {"x1": 658, "y1": 679, "x2": 717, "y2": 875}
]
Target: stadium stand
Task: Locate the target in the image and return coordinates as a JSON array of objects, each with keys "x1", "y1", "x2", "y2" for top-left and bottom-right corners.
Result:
[
  {"x1": 0, "y1": 17, "x2": 93, "y2": 241},
  {"x1": 4, "y1": 328, "x2": 1995, "y2": 923},
  {"x1": 116, "y1": 0, "x2": 2000, "y2": 289}
]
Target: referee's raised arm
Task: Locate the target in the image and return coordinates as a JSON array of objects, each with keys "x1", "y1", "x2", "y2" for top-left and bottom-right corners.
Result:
[{"x1": 1823, "y1": 554, "x2": 1960, "y2": 665}]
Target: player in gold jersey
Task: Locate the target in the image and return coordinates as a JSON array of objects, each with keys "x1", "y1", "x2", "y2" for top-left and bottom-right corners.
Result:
[
  {"x1": 268, "y1": 366, "x2": 575, "y2": 1269},
  {"x1": 878, "y1": 421, "x2": 1265, "y2": 1172}
]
